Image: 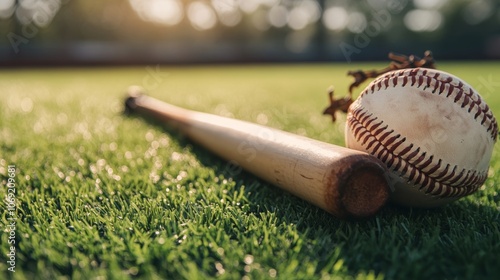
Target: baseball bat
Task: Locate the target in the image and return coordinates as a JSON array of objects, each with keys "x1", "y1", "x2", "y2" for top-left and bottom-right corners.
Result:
[{"x1": 124, "y1": 86, "x2": 389, "y2": 218}]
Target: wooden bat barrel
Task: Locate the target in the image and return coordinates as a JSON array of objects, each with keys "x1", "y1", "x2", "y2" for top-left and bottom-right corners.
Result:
[{"x1": 124, "y1": 88, "x2": 389, "y2": 218}]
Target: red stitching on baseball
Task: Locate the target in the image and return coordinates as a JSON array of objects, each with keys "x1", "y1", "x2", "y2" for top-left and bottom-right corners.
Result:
[
  {"x1": 378, "y1": 130, "x2": 393, "y2": 142},
  {"x1": 462, "y1": 95, "x2": 470, "y2": 108},
  {"x1": 418, "y1": 155, "x2": 433, "y2": 170},
  {"x1": 426, "y1": 158, "x2": 441, "y2": 174},
  {"x1": 389, "y1": 136, "x2": 405, "y2": 151},
  {"x1": 399, "y1": 144, "x2": 413, "y2": 157},
  {"x1": 361, "y1": 68, "x2": 498, "y2": 140},
  {"x1": 347, "y1": 107, "x2": 487, "y2": 198}
]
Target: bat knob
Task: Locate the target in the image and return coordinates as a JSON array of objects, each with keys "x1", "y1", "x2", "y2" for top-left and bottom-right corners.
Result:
[{"x1": 124, "y1": 85, "x2": 145, "y2": 115}]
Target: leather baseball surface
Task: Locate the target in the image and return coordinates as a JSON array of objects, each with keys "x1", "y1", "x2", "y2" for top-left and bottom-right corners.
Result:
[{"x1": 345, "y1": 68, "x2": 498, "y2": 207}]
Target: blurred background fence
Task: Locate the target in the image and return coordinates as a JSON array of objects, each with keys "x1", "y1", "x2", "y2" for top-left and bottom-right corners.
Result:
[{"x1": 1, "y1": 0, "x2": 499, "y2": 66}]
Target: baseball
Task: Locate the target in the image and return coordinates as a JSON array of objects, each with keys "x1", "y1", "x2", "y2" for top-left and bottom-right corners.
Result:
[{"x1": 345, "y1": 68, "x2": 498, "y2": 207}]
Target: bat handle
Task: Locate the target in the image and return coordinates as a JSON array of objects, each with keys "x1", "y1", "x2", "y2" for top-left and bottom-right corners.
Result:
[{"x1": 124, "y1": 86, "x2": 192, "y2": 131}]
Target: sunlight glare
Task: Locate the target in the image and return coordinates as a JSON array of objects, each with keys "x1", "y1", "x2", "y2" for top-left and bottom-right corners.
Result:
[
  {"x1": 188, "y1": 1, "x2": 217, "y2": 31},
  {"x1": 15, "y1": 5, "x2": 35, "y2": 25},
  {"x1": 287, "y1": 1, "x2": 321, "y2": 30},
  {"x1": 463, "y1": 0, "x2": 494, "y2": 25},
  {"x1": 129, "y1": 0, "x2": 183, "y2": 26},
  {"x1": 238, "y1": 0, "x2": 260, "y2": 14},
  {"x1": 413, "y1": 0, "x2": 448, "y2": 9},
  {"x1": 11, "y1": 0, "x2": 62, "y2": 27},
  {"x1": 0, "y1": 0, "x2": 15, "y2": 19},
  {"x1": 212, "y1": 0, "x2": 242, "y2": 27},
  {"x1": 347, "y1": 12, "x2": 367, "y2": 33},
  {"x1": 301, "y1": 0, "x2": 321, "y2": 24},
  {"x1": 288, "y1": 6, "x2": 309, "y2": 30},
  {"x1": 404, "y1": 9, "x2": 442, "y2": 32},
  {"x1": 268, "y1": 5, "x2": 288, "y2": 28},
  {"x1": 322, "y1": 6, "x2": 348, "y2": 31},
  {"x1": 33, "y1": 1, "x2": 61, "y2": 27}
]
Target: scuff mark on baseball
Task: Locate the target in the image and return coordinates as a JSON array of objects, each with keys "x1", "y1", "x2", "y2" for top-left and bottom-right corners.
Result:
[{"x1": 345, "y1": 68, "x2": 498, "y2": 207}]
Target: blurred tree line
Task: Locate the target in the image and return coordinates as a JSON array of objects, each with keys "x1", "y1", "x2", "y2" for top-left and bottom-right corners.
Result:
[{"x1": 0, "y1": 0, "x2": 499, "y2": 65}]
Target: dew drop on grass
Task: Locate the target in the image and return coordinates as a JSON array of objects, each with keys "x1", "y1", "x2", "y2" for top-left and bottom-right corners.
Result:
[
  {"x1": 177, "y1": 235, "x2": 186, "y2": 244},
  {"x1": 57, "y1": 171, "x2": 65, "y2": 179},
  {"x1": 125, "y1": 151, "x2": 133, "y2": 159},
  {"x1": 171, "y1": 152, "x2": 183, "y2": 161},
  {"x1": 151, "y1": 140, "x2": 159, "y2": 149},
  {"x1": 215, "y1": 262, "x2": 225, "y2": 275},
  {"x1": 106, "y1": 166, "x2": 114, "y2": 175},
  {"x1": 145, "y1": 131, "x2": 154, "y2": 142},
  {"x1": 150, "y1": 172, "x2": 160, "y2": 183},
  {"x1": 154, "y1": 160, "x2": 163, "y2": 169},
  {"x1": 176, "y1": 170, "x2": 188, "y2": 181},
  {"x1": 159, "y1": 137, "x2": 169, "y2": 147},
  {"x1": 244, "y1": 254, "x2": 254, "y2": 265},
  {"x1": 97, "y1": 159, "x2": 106, "y2": 167}
]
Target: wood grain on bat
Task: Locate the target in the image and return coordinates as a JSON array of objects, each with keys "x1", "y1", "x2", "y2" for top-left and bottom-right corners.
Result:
[{"x1": 125, "y1": 89, "x2": 390, "y2": 218}]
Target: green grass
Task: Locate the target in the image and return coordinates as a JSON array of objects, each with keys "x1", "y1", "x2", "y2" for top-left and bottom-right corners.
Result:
[{"x1": 1, "y1": 63, "x2": 499, "y2": 279}]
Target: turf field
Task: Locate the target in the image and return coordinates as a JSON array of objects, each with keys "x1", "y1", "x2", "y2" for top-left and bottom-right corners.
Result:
[{"x1": 1, "y1": 63, "x2": 499, "y2": 279}]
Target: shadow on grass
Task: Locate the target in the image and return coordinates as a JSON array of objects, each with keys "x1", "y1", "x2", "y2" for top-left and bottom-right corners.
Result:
[{"x1": 125, "y1": 110, "x2": 500, "y2": 279}]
